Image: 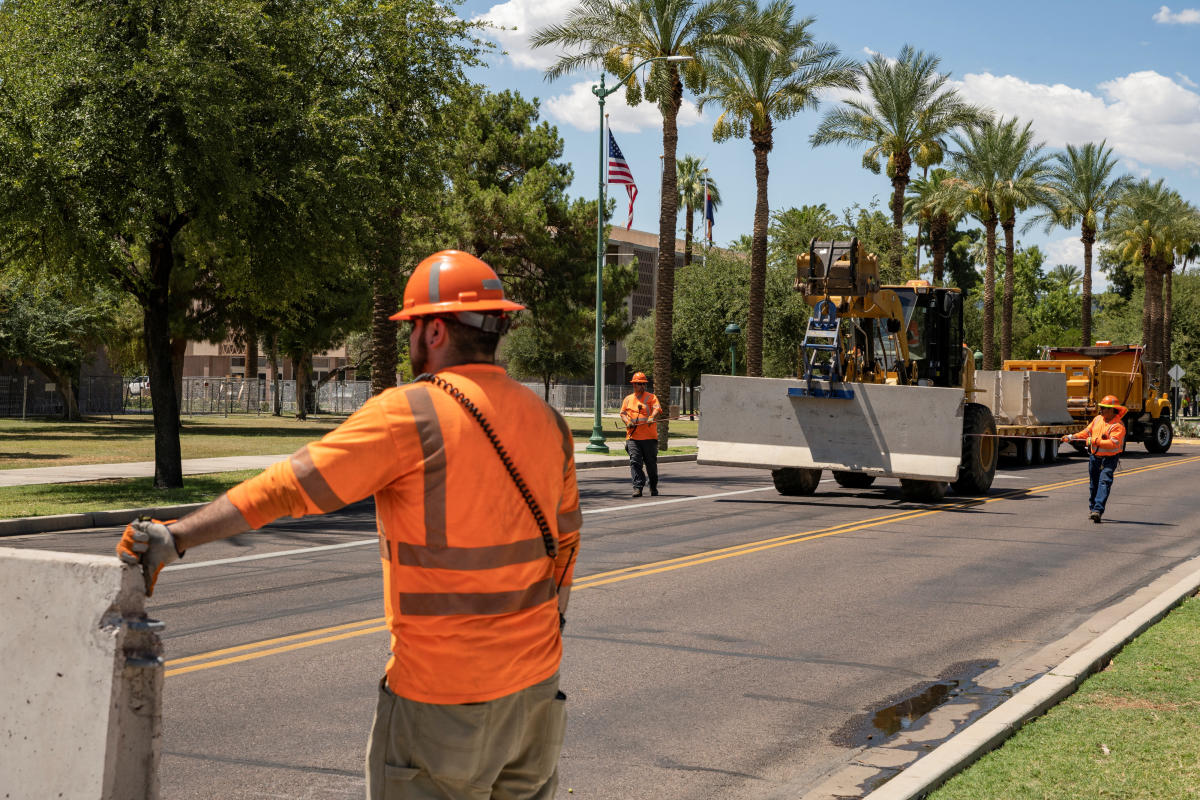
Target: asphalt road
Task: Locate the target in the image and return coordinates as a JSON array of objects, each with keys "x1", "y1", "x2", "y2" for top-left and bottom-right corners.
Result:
[{"x1": 8, "y1": 446, "x2": 1200, "y2": 799}]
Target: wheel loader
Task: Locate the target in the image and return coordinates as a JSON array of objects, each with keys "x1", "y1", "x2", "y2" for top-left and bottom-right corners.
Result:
[{"x1": 697, "y1": 238, "x2": 998, "y2": 501}]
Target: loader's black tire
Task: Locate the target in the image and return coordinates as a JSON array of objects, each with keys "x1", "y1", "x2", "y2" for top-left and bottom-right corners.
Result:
[
  {"x1": 900, "y1": 479, "x2": 949, "y2": 502},
  {"x1": 1144, "y1": 416, "x2": 1173, "y2": 453},
  {"x1": 772, "y1": 467, "x2": 822, "y2": 496},
  {"x1": 832, "y1": 470, "x2": 876, "y2": 489},
  {"x1": 952, "y1": 403, "x2": 998, "y2": 496}
]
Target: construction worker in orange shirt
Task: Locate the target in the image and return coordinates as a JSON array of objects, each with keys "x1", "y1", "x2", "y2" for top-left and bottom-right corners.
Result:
[
  {"x1": 117, "y1": 250, "x2": 581, "y2": 800},
  {"x1": 620, "y1": 372, "x2": 661, "y2": 498},
  {"x1": 1062, "y1": 394, "x2": 1127, "y2": 523}
]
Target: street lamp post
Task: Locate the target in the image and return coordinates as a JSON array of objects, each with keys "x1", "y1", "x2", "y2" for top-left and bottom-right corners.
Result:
[
  {"x1": 585, "y1": 54, "x2": 693, "y2": 454},
  {"x1": 725, "y1": 323, "x2": 741, "y2": 376}
]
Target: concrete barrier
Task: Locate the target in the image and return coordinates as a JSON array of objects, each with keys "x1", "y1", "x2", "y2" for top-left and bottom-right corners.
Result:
[
  {"x1": 976, "y1": 370, "x2": 1071, "y2": 425},
  {"x1": 0, "y1": 548, "x2": 162, "y2": 799}
]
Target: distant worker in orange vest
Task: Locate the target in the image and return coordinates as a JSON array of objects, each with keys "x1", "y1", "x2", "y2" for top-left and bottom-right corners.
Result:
[
  {"x1": 1062, "y1": 394, "x2": 1127, "y2": 523},
  {"x1": 117, "y1": 250, "x2": 581, "y2": 800},
  {"x1": 620, "y1": 372, "x2": 661, "y2": 498}
]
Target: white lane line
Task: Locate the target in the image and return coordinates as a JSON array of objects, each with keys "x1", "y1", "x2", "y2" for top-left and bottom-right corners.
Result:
[
  {"x1": 165, "y1": 540, "x2": 374, "y2": 571},
  {"x1": 165, "y1": 486, "x2": 775, "y2": 571}
]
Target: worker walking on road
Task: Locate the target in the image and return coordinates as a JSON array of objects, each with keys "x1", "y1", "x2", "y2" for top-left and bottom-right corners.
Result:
[
  {"x1": 117, "y1": 250, "x2": 581, "y2": 800},
  {"x1": 1062, "y1": 394, "x2": 1127, "y2": 523},
  {"x1": 620, "y1": 372, "x2": 661, "y2": 498}
]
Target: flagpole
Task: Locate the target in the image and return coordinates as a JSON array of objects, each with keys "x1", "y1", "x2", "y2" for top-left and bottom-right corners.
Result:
[
  {"x1": 601, "y1": 113, "x2": 609, "y2": 417},
  {"x1": 587, "y1": 55, "x2": 692, "y2": 454}
]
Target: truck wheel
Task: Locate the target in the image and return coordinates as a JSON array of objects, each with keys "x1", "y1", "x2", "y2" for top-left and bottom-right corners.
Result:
[
  {"x1": 900, "y1": 479, "x2": 948, "y2": 502},
  {"x1": 1046, "y1": 439, "x2": 1060, "y2": 462},
  {"x1": 1016, "y1": 437, "x2": 1035, "y2": 466},
  {"x1": 1144, "y1": 416, "x2": 1173, "y2": 453},
  {"x1": 952, "y1": 403, "x2": 997, "y2": 496},
  {"x1": 833, "y1": 470, "x2": 876, "y2": 488},
  {"x1": 772, "y1": 467, "x2": 822, "y2": 496}
]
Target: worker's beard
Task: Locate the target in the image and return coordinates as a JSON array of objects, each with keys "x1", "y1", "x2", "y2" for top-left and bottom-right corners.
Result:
[{"x1": 410, "y1": 335, "x2": 429, "y2": 376}]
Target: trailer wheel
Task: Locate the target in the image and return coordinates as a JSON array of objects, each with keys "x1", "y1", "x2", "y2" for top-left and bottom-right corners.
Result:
[
  {"x1": 1144, "y1": 416, "x2": 1172, "y2": 453},
  {"x1": 833, "y1": 470, "x2": 876, "y2": 488},
  {"x1": 772, "y1": 467, "x2": 822, "y2": 496},
  {"x1": 900, "y1": 479, "x2": 948, "y2": 502},
  {"x1": 1047, "y1": 439, "x2": 1061, "y2": 461},
  {"x1": 952, "y1": 403, "x2": 998, "y2": 496},
  {"x1": 1016, "y1": 437, "x2": 1035, "y2": 466}
]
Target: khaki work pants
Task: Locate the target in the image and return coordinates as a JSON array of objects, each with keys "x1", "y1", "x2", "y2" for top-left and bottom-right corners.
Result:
[{"x1": 365, "y1": 672, "x2": 566, "y2": 800}]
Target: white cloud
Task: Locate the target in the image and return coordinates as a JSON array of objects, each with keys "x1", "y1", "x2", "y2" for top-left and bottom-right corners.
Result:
[
  {"x1": 1178, "y1": 72, "x2": 1199, "y2": 89},
  {"x1": 1153, "y1": 5, "x2": 1200, "y2": 23},
  {"x1": 473, "y1": 0, "x2": 578, "y2": 70},
  {"x1": 951, "y1": 70, "x2": 1200, "y2": 170},
  {"x1": 1045, "y1": 237, "x2": 1109, "y2": 293},
  {"x1": 543, "y1": 81, "x2": 706, "y2": 133}
]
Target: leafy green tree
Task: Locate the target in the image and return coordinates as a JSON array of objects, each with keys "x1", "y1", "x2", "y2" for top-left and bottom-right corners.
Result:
[
  {"x1": 0, "y1": 0, "x2": 476, "y2": 486},
  {"x1": 811, "y1": 45, "x2": 986, "y2": 272},
  {"x1": 501, "y1": 313, "x2": 593, "y2": 400},
  {"x1": 1029, "y1": 141, "x2": 1129, "y2": 347},
  {"x1": 534, "y1": 0, "x2": 746, "y2": 449},
  {"x1": 0, "y1": 267, "x2": 119, "y2": 419},
  {"x1": 768, "y1": 204, "x2": 844, "y2": 269},
  {"x1": 698, "y1": 0, "x2": 856, "y2": 376},
  {"x1": 676, "y1": 155, "x2": 722, "y2": 266}
]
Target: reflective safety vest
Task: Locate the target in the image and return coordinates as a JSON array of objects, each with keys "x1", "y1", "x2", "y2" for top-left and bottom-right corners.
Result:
[
  {"x1": 621, "y1": 391, "x2": 661, "y2": 441},
  {"x1": 1071, "y1": 412, "x2": 1126, "y2": 457},
  {"x1": 227, "y1": 363, "x2": 581, "y2": 704}
]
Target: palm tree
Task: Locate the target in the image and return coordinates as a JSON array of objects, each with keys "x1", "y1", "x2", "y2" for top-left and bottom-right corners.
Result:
[
  {"x1": 1159, "y1": 198, "x2": 1200, "y2": 381},
  {"x1": 1047, "y1": 264, "x2": 1082, "y2": 291},
  {"x1": 810, "y1": 45, "x2": 986, "y2": 272},
  {"x1": 1103, "y1": 178, "x2": 1177, "y2": 370},
  {"x1": 943, "y1": 118, "x2": 1006, "y2": 369},
  {"x1": 697, "y1": 0, "x2": 857, "y2": 375},
  {"x1": 904, "y1": 168, "x2": 962, "y2": 285},
  {"x1": 533, "y1": 0, "x2": 744, "y2": 448},
  {"x1": 676, "y1": 154, "x2": 721, "y2": 266},
  {"x1": 992, "y1": 118, "x2": 1051, "y2": 361},
  {"x1": 1029, "y1": 142, "x2": 1128, "y2": 348}
]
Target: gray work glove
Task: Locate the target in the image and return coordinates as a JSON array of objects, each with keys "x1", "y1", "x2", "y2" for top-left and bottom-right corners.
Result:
[{"x1": 116, "y1": 519, "x2": 183, "y2": 596}]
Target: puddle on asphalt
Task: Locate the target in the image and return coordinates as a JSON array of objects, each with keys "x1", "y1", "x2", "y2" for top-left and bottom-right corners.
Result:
[
  {"x1": 830, "y1": 659, "x2": 998, "y2": 748},
  {"x1": 871, "y1": 680, "x2": 958, "y2": 736}
]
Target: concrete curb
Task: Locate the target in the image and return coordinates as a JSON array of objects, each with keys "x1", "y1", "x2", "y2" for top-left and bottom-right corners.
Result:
[
  {"x1": 859, "y1": 553, "x2": 1200, "y2": 800},
  {"x1": 0, "y1": 454, "x2": 700, "y2": 537}
]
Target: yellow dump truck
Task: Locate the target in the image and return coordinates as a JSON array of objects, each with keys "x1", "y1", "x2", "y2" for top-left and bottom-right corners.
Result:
[{"x1": 1003, "y1": 344, "x2": 1174, "y2": 455}]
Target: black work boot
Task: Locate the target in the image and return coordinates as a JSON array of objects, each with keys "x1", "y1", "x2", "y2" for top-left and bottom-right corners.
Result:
[
  {"x1": 650, "y1": 486, "x2": 659, "y2": 496},
  {"x1": 1090, "y1": 511, "x2": 1102, "y2": 523}
]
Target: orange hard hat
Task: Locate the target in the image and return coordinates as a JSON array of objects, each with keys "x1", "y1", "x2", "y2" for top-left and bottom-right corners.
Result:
[
  {"x1": 1098, "y1": 395, "x2": 1121, "y2": 408},
  {"x1": 390, "y1": 250, "x2": 525, "y2": 321},
  {"x1": 631, "y1": 372, "x2": 648, "y2": 384}
]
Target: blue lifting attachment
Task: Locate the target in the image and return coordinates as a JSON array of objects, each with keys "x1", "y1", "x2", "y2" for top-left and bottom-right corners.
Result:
[{"x1": 790, "y1": 298, "x2": 855, "y2": 399}]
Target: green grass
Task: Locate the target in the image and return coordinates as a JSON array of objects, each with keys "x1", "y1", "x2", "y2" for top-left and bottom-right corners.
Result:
[
  {"x1": 0, "y1": 470, "x2": 264, "y2": 519},
  {"x1": 1, "y1": 414, "x2": 699, "y2": 471},
  {"x1": 929, "y1": 595, "x2": 1200, "y2": 800},
  {"x1": 0, "y1": 415, "x2": 345, "y2": 471}
]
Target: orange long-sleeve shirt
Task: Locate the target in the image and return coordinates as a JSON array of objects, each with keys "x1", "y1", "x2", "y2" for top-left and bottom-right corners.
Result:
[
  {"x1": 1070, "y1": 411, "x2": 1126, "y2": 456},
  {"x1": 226, "y1": 364, "x2": 580, "y2": 704}
]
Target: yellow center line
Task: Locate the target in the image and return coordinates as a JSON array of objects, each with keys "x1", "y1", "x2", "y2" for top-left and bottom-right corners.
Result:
[{"x1": 166, "y1": 454, "x2": 1200, "y2": 677}]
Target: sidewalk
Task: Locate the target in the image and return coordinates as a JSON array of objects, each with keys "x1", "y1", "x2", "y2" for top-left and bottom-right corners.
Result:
[{"x1": 0, "y1": 439, "x2": 700, "y2": 488}]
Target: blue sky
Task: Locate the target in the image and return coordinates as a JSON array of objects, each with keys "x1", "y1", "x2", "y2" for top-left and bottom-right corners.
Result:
[{"x1": 459, "y1": 0, "x2": 1200, "y2": 289}]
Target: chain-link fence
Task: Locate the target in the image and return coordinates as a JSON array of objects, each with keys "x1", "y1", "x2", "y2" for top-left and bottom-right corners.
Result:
[{"x1": 2, "y1": 375, "x2": 699, "y2": 418}]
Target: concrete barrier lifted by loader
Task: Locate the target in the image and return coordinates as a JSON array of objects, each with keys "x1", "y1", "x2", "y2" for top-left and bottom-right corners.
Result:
[{"x1": 699, "y1": 238, "x2": 999, "y2": 502}]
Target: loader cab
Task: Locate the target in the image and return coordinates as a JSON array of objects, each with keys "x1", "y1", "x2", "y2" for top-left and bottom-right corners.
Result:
[{"x1": 884, "y1": 284, "x2": 964, "y2": 388}]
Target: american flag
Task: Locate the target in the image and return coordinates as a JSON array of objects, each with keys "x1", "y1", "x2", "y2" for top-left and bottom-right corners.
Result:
[
  {"x1": 607, "y1": 131, "x2": 637, "y2": 230},
  {"x1": 705, "y1": 187, "x2": 715, "y2": 244}
]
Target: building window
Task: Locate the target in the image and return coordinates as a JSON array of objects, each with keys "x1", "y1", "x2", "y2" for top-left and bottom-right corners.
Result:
[{"x1": 231, "y1": 357, "x2": 245, "y2": 367}]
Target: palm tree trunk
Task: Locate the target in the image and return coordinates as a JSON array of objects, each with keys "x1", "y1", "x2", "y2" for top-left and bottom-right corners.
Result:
[
  {"x1": 1141, "y1": 246, "x2": 1154, "y2": 365},
  {"x1": 1164, "y1": 263, "x2": 1174, "y2": 382},
  {"x1": 372, "y1": 277, "x2": 398, "y2": 396},
  {"x1": 930, "y1": 214, "x2": 948, "y2": 286},
  {"x1": 1080, "y1": 224, "x2": 1095, "y2": 347},
  {"x1": 747, "y1": 123, "x2": 772, "y2": 377},
  {"x1": 889, "y1": 152, "x2": 912, "y2": 274},
  {"x1": 1001, "y1": 218, "x2": 1015, "y2": 362},
  {"x1": 653, "y1": 70, "x2": 684, "y2": 451},
  {"x1": 982, "y1": 214, "x2": 997, "y2": 371},
  {"x1": 684, "y1": 200, "x2": 694, "y2": 267}
]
